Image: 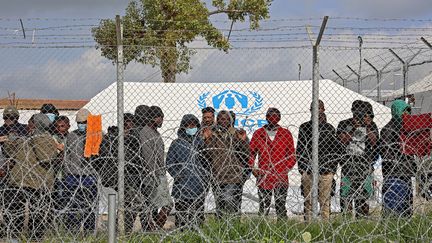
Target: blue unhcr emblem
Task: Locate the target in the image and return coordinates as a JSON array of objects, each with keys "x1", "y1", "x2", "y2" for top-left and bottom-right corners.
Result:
[{"x1": 197, "y1": 90, "x2": 263, "y2": 116}]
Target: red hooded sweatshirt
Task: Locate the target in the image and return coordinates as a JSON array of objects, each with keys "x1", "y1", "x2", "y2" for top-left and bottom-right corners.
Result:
[
  {"x1": 249, "y1": 126, "x2": 296, "y2": 190},
  {"x1": 402, "y1": 113, "x2": 432, "y2": 157}
]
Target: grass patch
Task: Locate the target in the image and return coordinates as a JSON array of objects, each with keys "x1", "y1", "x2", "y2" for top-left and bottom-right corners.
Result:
[{"x1": 41, "y1": 213, "x2": 432, "y2": 242}]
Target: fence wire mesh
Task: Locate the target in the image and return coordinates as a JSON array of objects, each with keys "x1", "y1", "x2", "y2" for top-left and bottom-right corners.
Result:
[{"x1": 0, "y1": 16, "x2": 431, "y2": 242}]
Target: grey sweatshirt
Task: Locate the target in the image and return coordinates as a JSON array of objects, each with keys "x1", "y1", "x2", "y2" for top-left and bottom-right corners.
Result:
[
  {"x1": 63, "y1": 130, "x2": 96, "y2": 176},
  {"x1": 139, "y1": 126, "x2": 165, "y2": 177}
]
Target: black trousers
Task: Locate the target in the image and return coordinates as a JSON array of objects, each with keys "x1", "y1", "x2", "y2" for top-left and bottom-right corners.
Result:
[
  {"x1": 340, "y1": 178, "x2": 369, "y2": 217},
  {"x1": 3, "y1": 187, "x2": 53, "y2": 240},
  {"x1": 214, "y1": 184, "x2": 243, "y2": 218},
  {"x1": 258, "y1": 187, "x2": 288, "y2": 219},
  {"x1": 124, "y1": 185, "x2": 153, "y2": 233},
  {"x1": 174, "y1": 196, "x2": 205, "y2": 229}
]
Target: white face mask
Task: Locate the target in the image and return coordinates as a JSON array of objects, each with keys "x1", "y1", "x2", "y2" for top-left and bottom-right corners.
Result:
[
  {"x1": 185, "y1": 127, "x2": 198, "y2": 136},
  {"x1": 266, "y1": 129, "x2": 277, "y2": 141},
  {"x1": 46, "y1": 113, "x2": 56, "y2": 123},
  {"x1": 77, "y1": 123, "x2": 87, "y2": 132}
]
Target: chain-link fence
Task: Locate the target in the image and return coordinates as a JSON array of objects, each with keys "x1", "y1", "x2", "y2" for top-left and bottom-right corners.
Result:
[{"x1": 0, "y1": 16, "x2": 432, "y2": 242}]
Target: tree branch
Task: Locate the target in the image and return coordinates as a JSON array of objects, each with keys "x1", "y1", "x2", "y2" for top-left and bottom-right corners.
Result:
[{"x1": 208, "y1": 9, "x2": 249, "y2": 16}]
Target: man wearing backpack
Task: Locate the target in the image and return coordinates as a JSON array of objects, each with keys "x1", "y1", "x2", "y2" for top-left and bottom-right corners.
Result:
[{"x1": 3, "y1": 114, "x2": 58, "y2": 241}]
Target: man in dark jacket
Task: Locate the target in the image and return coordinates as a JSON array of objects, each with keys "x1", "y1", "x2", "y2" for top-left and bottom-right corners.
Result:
[
  {"x1": 0, "y1": 106, "x2": 27, "y2": 139},
  {"x1": 167, "y1": 114, "x2": 209, "y2": 228},
  {"x1": 140, "y1": 106, "x2": 172, "y2": 229},
  {"x1": 297, "y1": 100, "x2": 340, "y2": 221},
  {"x1": 0, "y1": 105, "x2": 27, "y2": 237},
  {"x1": 203, "y1": 110, "x2": 250, "y2": 218},
  {"x1": 1, "y1": 106, "x2": 27, "y2": 179},
  {"x1": 380, "y1": 99, "x2": 415, "y2": 217},
  {"x1": 51, "y1": 116, "x2": 71, "y2": 224},
  {"x1": 98, "y1": 112, "x2": 156, "y2": 233},
  {"x1": 337, "y1": 100, "x2": 379, "y2": 217}
]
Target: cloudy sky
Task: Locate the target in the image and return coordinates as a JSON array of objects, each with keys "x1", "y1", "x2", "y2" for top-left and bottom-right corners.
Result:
[
  {"x1": 1, "y1": 0, "x2": 432, "y2": 99},
  {"x1": 2, "y1": 0, "x2": 432, "y2": 19}
]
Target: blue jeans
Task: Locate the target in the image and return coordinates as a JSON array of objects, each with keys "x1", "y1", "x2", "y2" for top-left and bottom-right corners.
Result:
[{"x1": 63, "y1": 175, "x2": 98, "y2": 233}]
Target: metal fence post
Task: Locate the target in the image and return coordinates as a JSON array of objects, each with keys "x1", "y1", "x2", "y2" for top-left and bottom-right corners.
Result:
[
  {"x1": 108, "y1": 194, "x2": 117, "y2": 243},
  {"x1": 115, "y1": 15, "x2": 125, "y2": 236},
  {"x1": 389, "y1": 48, "x2": 421, "y2": 102},
  {"x1": 311, "y1": 44, "x2": 320, "y2": 218},
  {"x1": 358, "y1": 36, "x2": 363, "y2": 94},
  {"x1": 311, "y1": 16, "x2": 328, "y2": 219}
]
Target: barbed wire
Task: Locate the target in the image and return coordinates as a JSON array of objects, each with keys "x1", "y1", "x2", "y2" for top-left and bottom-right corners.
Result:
[{"x1": 2, "y1": 16, "x2": 432, "y2": 23}]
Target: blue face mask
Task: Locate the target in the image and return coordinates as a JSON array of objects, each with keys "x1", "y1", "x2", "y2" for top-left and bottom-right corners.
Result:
[
  {"x1": 46, "y1": 113, "x2": 56, "y2": 123},
  {"x1": 185, "y1": 127, "x2": 198, "y2": 136},
  {"x1": 77, "y1": 123, "x2": 87, "y2": 132}
]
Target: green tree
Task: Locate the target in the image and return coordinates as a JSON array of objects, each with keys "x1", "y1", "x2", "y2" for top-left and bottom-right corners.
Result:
[{"x1": 92, "y1": 0, "x2": 272, "y2": 83}]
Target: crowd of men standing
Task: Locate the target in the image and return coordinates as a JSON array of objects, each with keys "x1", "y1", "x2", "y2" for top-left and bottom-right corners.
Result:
[{"x1": 0, "y1": 98, "x2": 431, "y2": 240}]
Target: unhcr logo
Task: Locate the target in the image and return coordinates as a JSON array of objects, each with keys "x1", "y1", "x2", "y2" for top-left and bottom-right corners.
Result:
[{"x1": 197, "y1": 90, "x2": 266, "y2": 130}]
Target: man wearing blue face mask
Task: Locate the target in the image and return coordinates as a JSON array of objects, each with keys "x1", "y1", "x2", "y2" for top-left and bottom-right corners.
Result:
[
  {"x1": 166, "y1": 114, "x2": 210, "y2": 229},
  {"x1": 62, "y1": 108, "x2": 98, "y2": 234},
  {"x1": 40, "y1": 103, "x2": 59, "y2": 124}
]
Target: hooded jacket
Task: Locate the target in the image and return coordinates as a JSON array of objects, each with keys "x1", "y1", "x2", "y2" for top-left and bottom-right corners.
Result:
[
  {"x1": 250, "y1": 125, "x2": 296, "y2": 190},
  {"x1": 5, "y1": 114, "x2": 58, "y2": 190},
  {"x1": 166, "y1": 114, "x2": 210, "y2": 200},
  {"x1": 337, "y1": 117, "x2": 379, "y2": 177},
  {"x1": 380, "y1": 100, "x2": 416, "y2": 178},
  {"x1": 97, "y1": 126, "x2": 157, "y2": 195},
  {"x1": 401, "y1": 113, "x2": 431, "y2": 157}
]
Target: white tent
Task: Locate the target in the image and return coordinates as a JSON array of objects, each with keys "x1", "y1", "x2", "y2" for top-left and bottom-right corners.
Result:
[
  {"x1": 85, "y1": 80, "x2": 391, "y2": 215},
  {"x1": 85, "y1": 79, "x2": 391, "y2": 137}
]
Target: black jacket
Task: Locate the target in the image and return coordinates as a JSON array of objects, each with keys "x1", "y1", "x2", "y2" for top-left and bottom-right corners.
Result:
[
  {"x1": 379, "y1": 118, "x2": 416, "y2": 179},
  {"x1": 97, "y1": 127, "x2": 156, "y2": 192},
  {"x1": 336, "y1": 118, "x2": 379, "y2": 177},
  {"x1": 296, "y1": 120, "x2": 341, "y2": 174}
]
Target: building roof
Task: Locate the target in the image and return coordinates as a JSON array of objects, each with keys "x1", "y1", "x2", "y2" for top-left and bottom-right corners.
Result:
[
  {"x1": 0, "y1": 98, "x2": 88, "y2": 110},
  {"x1": 382, "y1": 71, "x2": 432, "y2": 100}
]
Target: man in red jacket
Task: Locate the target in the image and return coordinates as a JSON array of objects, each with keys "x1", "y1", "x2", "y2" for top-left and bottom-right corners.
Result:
[
  {"x1": 401, "y1": 112, "x2": 432, "y2": 199},
  {"x1": 401, "y1": 112, "x2": 431, "y2": 157},
  {"x1": 249, "y1": 108, "x2": 296, "y2": 220}
]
